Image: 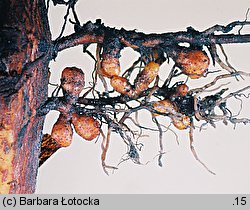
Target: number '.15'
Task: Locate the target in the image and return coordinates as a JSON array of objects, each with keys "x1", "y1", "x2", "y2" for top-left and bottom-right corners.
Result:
[{"x1": 235, "y1": 197, "x2": 247, "y2": 206}]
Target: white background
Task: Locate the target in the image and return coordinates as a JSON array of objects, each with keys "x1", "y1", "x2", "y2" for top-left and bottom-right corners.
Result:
[{"x1": 36, "y1": 0, "x2": 250, "y2": 193}]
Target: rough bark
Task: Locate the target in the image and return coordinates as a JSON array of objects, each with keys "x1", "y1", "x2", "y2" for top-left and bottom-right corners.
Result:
[
  {"x1": 0, "y1": 0, "x2": 250, "y2": 194},
  {"x1": 54, "y1": 20, "x2": 250, "y2": 54},
  {"x1": 0, "y1": 0, "x2": 51, "y2": 193}
]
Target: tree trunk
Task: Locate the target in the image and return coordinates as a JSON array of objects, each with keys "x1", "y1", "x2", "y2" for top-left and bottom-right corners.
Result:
[
  {"x1": 0, "y1": 0, "x2": 51, "y2": 193},
  {"x1": 0, "y1": 0, "x2": 250, "y2": 195}
]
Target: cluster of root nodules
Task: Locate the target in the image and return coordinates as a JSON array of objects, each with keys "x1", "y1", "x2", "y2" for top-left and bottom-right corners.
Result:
[{"x1": 46, "y1": 42, "x2": 250, "y2": 175}]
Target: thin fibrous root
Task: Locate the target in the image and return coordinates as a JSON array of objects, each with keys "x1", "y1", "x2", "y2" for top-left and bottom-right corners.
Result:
[
  {"x1": 101, "y1": 128, "x2": 118, "y2": 175},
  {"x1": 189, "y1": 71, "x2": 250, "y2": 94},
  {"x1": 152, "y1": 116, "x2": 164, "y2": 167},
  {"x1": 189, "y1": 121, "x2": 216, "y2": 175}
]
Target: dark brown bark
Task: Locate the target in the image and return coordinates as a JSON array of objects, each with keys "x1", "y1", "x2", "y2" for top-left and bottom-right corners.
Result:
[
  {"x1": 0, "y1": 0, "x2": 250, "y2": 194},
  {"x1": 0, "y1": 0, "x2": 51, "y2": 193},
  {"x1": 54, "y1": 20, "x2": 250, "y2": 54}
]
